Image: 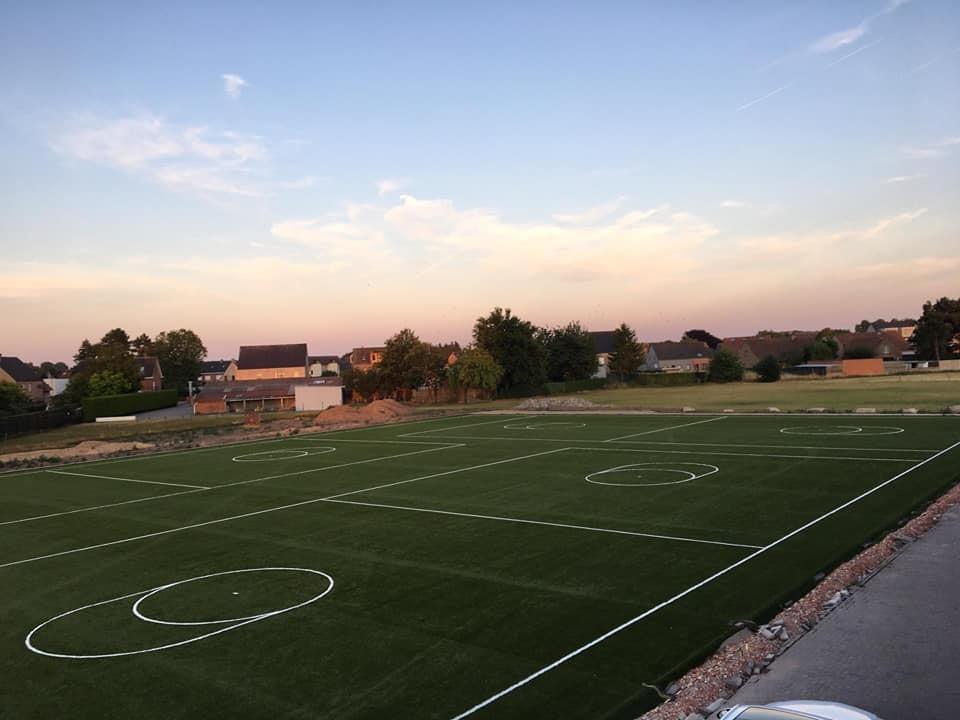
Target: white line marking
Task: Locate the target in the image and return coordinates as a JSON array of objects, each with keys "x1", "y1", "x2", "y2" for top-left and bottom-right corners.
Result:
[
  {"x1": 407, "y1": 435, "x2": 920, "y2": 462},
  {"x1": 26, "y1": 567, "x2": 333, "y2": 659},
  {"x1": 780, "y1": 425, "x2": 904, "y2": 437},
  {"x1": 0, "y1": 489, "x2": 206, "y2": 527},
  {"x1": 400, "y1": 415, "x2": 535, "y2": 438},
  {"x1": 0, "y1": 448, "x2": 562, "y2": 569},
  {"x1": 448, "y1": 437, "x2": 960, "y2": 719},
  {"x1": 322, "y1": 498, "x2": 762, "y2": 549},
  {"x1": 609, "y1": 440, "x2": 938, "y2": 453},
  {"x1": 585, "y1": 463, "x2": 719, "y2": 488},
  {"x1": 604, "y1": 416, "x2": 728, "y2": 442},
  {"x1": 48, "y1": 470, "x2": 209, "y2": 490}
]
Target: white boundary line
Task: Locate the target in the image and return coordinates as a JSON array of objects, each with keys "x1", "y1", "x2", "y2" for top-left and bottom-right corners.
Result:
[
  {"x1": 400, "y1": 415, "x2": 535, "y2": 438},
  {"x1": 610, "y1": 440, "x2": 938, "y2": 453},
  {"x1": 448, "y1": 437, "x2": 960, "y2": 719},
  {"x1": 0, "y1": 448, "x2": 564, "y2": 569},
  {"x1": 47, "y1": 470, "x2": 209, "y2": 490},
  {"x1": 404, "y1": 436, "x2": 921, "y2": 462},
  {"x1": 0, "y1": 489, "x2": 206, "y2": 527},
  {"x1": 603, "y1": 416, "x2": 727, "y2": 442},
  {"x1": 322, "y1": 498, "x2": 762, "y2": 549}
]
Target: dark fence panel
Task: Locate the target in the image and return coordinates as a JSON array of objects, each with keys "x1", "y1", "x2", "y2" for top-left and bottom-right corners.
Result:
[{"x1": 0, "y1": 405, "x2": 82, "y2": 441}]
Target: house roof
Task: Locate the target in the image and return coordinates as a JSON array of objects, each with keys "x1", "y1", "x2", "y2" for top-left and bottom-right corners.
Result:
[
  {"x1": 196, "y1": 376, "x2": 342, "y2": 402},
  {"x1": 136, "y1": 357, "x2": 162, "y2": 378},
  {"x1": 0, "y1": 355, "x2": 42, "y2": 382},
  {"x1": 238, "y1": 343, "x2": 308, "y2": 370},
  {"x1": 309, "y1": 355, "x2": 340, "y2": 364},
  {"x1": 650, "y1": 341, "x2": 714, "y2": 360},
  {"x1": 350, "y1": 346, "x2": 386, "y2": 364},
  {"x1": 836, "y1": 332, "x2": 908, "y2": 354},
  {"x1": 200, "y1": 360, "x2": 234, "y2": 374},
  {"x1": 589, "y1": 331, "x2": 617, "y2": 355},
  {"x1": 720, "y1": 334, "x2": 814, "y2": 360}
]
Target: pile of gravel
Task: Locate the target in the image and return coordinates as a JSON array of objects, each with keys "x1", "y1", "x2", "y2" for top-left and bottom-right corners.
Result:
[{"x1": 515, "y1": 397, "x2": 605, "y2": 411}]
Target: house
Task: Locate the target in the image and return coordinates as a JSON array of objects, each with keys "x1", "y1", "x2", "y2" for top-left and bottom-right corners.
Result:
[
  {"x1": 644, "y1": 341, "x2": 714, "y2": 372},
  {"x1": 349, "y1": 346, "x2": 386, "y2": 372},
  {"x1": 199, "y1": 359, "x2": 237, "y2": 384},
  {"x1": 835, "y1": 332, "x2": 908, "y2": 360},
  {"x1": 193, "y1": 377, "x2": 342, "y2": 415},
  {"x1": 586, "y1": 331, "x2": 616, "y2": 379},
  {"x1": 864, "y1": 319, "x2": 917, "y2": 340},
  {"x1": 0, "y1": 355, "x2": 48, "y2": 403},
  {"x1": 309, "y1": 355, "x2": 341, "y2": 377},
  {"x1": 136, "y1": 357, "x2": 164, "y2": 392},
  {"x1": 235, "y1": 344, "x2": 309, "y2": 380},
  {"x1": 720, "y1": 334, "x2": 815, "y2": 368}
]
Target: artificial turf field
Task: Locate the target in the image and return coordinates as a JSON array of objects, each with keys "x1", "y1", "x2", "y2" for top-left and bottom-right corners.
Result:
[{"x1": 2, "y1": 413, "x2": 958, "y2": 719}]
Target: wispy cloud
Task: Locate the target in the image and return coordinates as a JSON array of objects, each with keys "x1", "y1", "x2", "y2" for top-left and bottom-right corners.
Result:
[
  {"x1": 810, "y1": 25, "x2": 868, "y2": 54},
  {"x1": 902, "y1": 136, "x2": 960, "y2": 160},
  {"x1": 825, "y1": 38, "x2": 883, "y2": 68},
  {"x1": 736, "y1": 83, "x2": 792, "y2": 112},
  {"x1": 222, "y1": 73, "x2": 249, "y2": 99},
  {"x1": 883, "y1": 174, "x2": 922, "y2": 184},
  {"x1": 51, "y1": 113, "x2": 267, "y2": 196},
  {"x1": 862, "y1": 208, "x2": 927, "y2": 238},
  {"x1": 719, "y1": 199, "x2": 752, "y2": 209},
  {"x1": 376, "y1": 178, "x2": 406, "y2": 196},
  {"x1": 552, "y1": 196, "x2": 626, "y2": 224},
  {"x1": 279, "y1": 176, "x2": 318, "y2": 189}
]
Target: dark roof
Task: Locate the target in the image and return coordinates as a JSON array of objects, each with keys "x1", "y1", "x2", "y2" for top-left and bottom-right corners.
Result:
[
  {"x1": 650, "y1": 341, "x2": 714, "y2": 360},
  {"x1": 309, "y1": 355, "x2": 340, "y2": 364},
  {"x1": 238, "y1": 344, "x2": 308, "y2": 370},
  {"x1": 350, "y1": 346, "x2": 386, "y2": 364},
  {"x1": 720, "y1": 335, "x2": 813, "y2": 360},
  {"x1": 589, "y1": 331, "x2": 616, "y2": 355},
  {"x1": 0, "y1": 355, "x2": 42, "y2": 382},
  {"x1": 200, "y1": 360, "x2": 234, "y2": 374},
  {"x1": 836, "y1": 331, "x2": 908, "y2": 354},
  {"x1": 196, "y1": 376, "x2": 342, "y2": 401},
  {"x1": 136, "y1": 357, "x2": 162, "y2": 378}
]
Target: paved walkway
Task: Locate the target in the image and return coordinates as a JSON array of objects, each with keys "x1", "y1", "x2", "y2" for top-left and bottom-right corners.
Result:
[
  {"x1": 725, "y1": 505, "x2": 960, "y2": 720},
  {"x1": 134, "y1": 402, "x2": 193, "y2": 421}
]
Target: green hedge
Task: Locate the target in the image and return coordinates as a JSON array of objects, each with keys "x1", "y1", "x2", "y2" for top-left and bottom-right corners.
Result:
[
  {"x1": 83, "y1": 390, "x2": 179, "y2": 421},
  {"x1": 628, "y1": 372, "x2": 700, "y2": 387},
  {"x1": 543, "y1": 378, "x2": 607, "y2": 395}
]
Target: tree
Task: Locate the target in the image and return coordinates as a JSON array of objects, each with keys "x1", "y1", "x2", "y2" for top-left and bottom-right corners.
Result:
[
  {"x1": 132, "y1": 333, "x2": 155, "y2": 356},
  {"x1": 806, "y1": 340, "x2": 838, "y2": 361},
  {"x1": 707, "y1": 349, "x2": 744, "y2": 383},
  {"x1": 74, "y1": 339, "x2": 96, "y2": 364},
  {"x1": 101, "y1": 328, "x2": 132, "y2": 349},
  {"x1": 346, "y1": 367, "x2": 388, "y2": 401},
  {"x1": 447, "y1": 347, "x2": 503, "y2": 402},
  {"x1": 379, "y1": 329, "x2": 431, "y2": 396},
  {"x1": 754, "y1": 355, "x2": 781, "y2": 382},
  {"x1": 608, "y1": 323, "x2": 645, "y2": 382},
  {"x1": 153, "y1": 329, "x2": 207, "y2": 394},
  {"x1": 473, "y1": 307, "x2": 547, "y2": 393},
  {"x1": 542, "y1": 321, "x2": 597, "y2": 382},
  {"x1": 88, "y1": 370, "x2": 134, "y2": 397},
  {"x1": 423, "y1": 344, "x2": 453, "y2": 402},
  {"x1": 38, "y1": 361, "x2": 68, "y2": 378},
  {"x1": 0, "y1": 382, "x2": 33, "y2": 415},
  {"x1": 682, "y1": 329, "x2": 722, "y2": 350},
  {"x1": 843, "y1": 346, "x2": 876, "y2": 359},
  {"x1": 912, "y1": 297, "x2": 960, "y2": 361}
]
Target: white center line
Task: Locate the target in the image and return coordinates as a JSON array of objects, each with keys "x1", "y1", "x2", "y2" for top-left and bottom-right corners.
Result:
[{"x1": 603, "y1": 416, "x2": 728, "y2": 442}]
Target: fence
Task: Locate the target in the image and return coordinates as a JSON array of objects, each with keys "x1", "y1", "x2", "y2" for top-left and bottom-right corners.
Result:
[{"x1": 0, "y1": 405, "x2": 83, "y2": 441}]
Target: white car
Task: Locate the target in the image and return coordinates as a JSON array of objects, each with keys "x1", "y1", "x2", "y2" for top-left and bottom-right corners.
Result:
[{"x1": 718, "y1": 700, "x2": 880, "y2": 720}]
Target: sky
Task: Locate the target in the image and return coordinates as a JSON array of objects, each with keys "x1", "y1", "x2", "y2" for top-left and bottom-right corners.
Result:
[{"x1": 1, "y1": 0, "x2": 958, "y2": 363}]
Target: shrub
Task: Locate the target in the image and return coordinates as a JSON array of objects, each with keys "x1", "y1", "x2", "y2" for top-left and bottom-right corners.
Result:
[
  {"x1": 843, "y1": 346, "x2": 876, "y2": 359},
  {"x1": 543, "y1": 378, "x2": 607, "y2": 395},
  {"x1": 755, "y1": 355, "x2": 781, "y2": 382},
  {"x1": 82, "y1": 390, "x2": 178, "y2": 421},
  {"x1": 707, "y1": 350, "x2": 744, "y2": 383}
]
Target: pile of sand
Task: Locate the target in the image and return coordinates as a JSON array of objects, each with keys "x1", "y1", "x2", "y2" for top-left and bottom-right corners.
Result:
[
  {"x1": 312, "y1": 399, "x2": 413, "y2": 427},
  {"x1": 0, "y1": 440, "x2": 155, "y2": 464}
]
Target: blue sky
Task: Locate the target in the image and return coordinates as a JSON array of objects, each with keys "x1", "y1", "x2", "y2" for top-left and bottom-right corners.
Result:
[{"x1": 1, "y1": 0, "x2": 958, "y2": 362}]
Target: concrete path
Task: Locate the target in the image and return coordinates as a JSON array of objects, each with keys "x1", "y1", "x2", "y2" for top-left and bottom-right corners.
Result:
[{"x1": 724, "y1": 505, "x2": 960, "y2": 720}]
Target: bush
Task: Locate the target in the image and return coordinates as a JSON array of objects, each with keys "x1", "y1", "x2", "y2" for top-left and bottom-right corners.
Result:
[
  {"x1": 82, "y1": 390, "x2": 178, "y2": 421},
  {"x1": 843, "y1": 346, "x2": 876, "y2": 359},
  {"x1": 628, "y1": 372, "x2": 700, "y2": 387},
  {"x1": 755, "y1": 355, "x2": 781, "y2": 382},
  {"x1": 707, "y1": 350, "x2": 744, "y2": 383}
]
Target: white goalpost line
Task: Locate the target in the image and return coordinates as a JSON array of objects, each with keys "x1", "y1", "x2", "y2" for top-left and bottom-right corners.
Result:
[
  {"x1": 603, "y1": 416, "x2": 728, "y2": 442},
  {"x1": 446, "y1": 437, "x2": 960, "y2": 719}
]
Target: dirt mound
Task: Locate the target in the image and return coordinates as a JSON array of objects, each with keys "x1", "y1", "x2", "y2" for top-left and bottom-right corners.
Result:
[
  {"x1": 515, "y1": 397, "x2": 605, "y2": 411},
  {"x1": 312, "y1": 399, "x2": 413, "y2": 428},
  {"x1": 0, "y1": 440, "x2": 156, "y2": 464}
]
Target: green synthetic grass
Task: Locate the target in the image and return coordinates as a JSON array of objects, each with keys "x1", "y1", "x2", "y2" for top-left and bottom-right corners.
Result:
[{"x1": 1, "y1": 413, "x2": 958, "y2": 719}]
